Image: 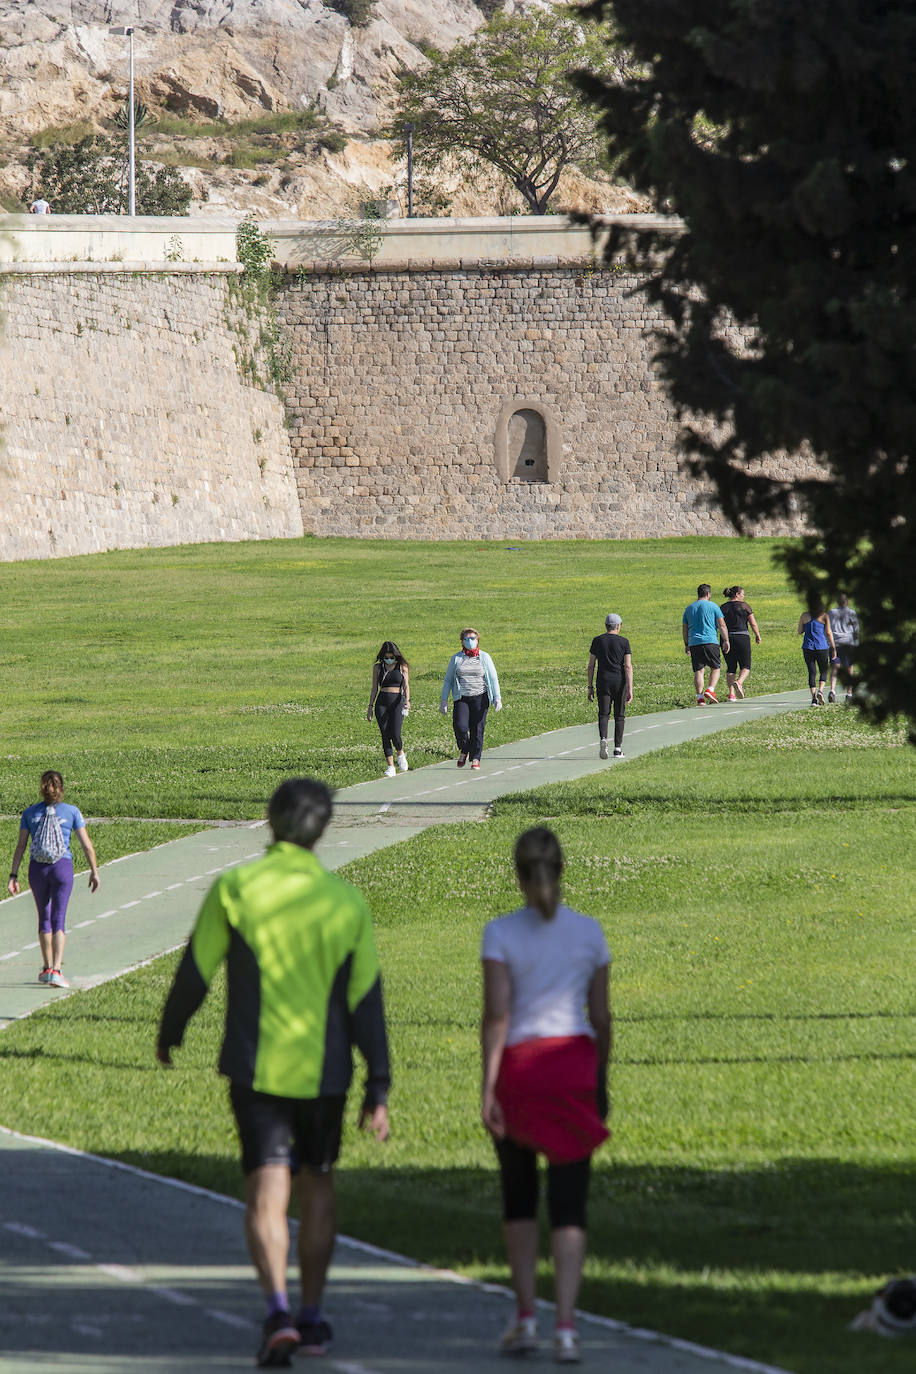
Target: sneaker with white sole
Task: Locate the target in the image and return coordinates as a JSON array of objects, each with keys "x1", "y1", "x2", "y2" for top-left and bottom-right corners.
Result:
[
  {"x1": 500, "y1": 1314, "x2": 538, "y2": 1355},
  {"x1": 815, "y1": 688, "x2": 825, "y2": 705},
  {"x1": 703, "y1": 687, "x2": 718, "y2": 704},
  {"x1": 613, "y1": 747, "x2": 624, "y2": 758},
  {"x1": 297, "y1": 1317, "x2": 333, "y2": 1356},
  {"x1": 827, "y1": 690, "x2": 836, "y2": 703},
  {"x1": 599, "y1": 739, "x2": 608, "y2": 759},
  {"x1": 38, "y1": 967, "x2": 52, "y2": 984},
  {"x1": 696, "y1": 694, "x2": 706, "y2": 706},
  {"x1": 396, "y1": 752, "x2": 409, "y2": 772},
  {"x1": 48, "y1": 970, "x2": 70, "y2": 989},
  {"x1": 384, "y1": 764, "x2": 397, "y2": 777},
  {"x1": 553, "y1": 1328, "x2": 581, "y2": 1364},
  {"x1": 256, "y1": 1310, "x2": 299, "y2": 1367}
]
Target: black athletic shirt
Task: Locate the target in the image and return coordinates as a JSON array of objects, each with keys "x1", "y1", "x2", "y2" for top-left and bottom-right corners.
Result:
[
  {"x1": 379, "y1": 664, "x2": 404, "y2": 689},
  {"x1": 589, "y1": 633, "x2": 631, "y2": 678},
  {"x1": 720, "y1": 601, "x2": 753, "y2": 636}
]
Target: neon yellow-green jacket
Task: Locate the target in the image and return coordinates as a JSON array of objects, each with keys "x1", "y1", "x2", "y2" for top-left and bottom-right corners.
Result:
[{"x1": 157, "y1": 842, "x2": 390, "y2": 1104}]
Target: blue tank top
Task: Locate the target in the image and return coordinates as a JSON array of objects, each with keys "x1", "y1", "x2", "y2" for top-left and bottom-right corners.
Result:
[{"x1": 802, "y1": 616, "x2": 829, "y2": 651}]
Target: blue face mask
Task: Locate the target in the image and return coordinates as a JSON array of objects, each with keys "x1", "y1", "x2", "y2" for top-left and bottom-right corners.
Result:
[
  {"x1": 383, "y1": 657, "x2": 395, "y2": 665},
  {"x1": 463, "y1": 637, "x2": 478, "y2": 650}
]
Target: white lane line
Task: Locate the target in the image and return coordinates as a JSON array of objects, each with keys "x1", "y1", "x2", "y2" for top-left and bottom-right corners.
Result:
[
  {"x1": 95, "y1": 909, "x2": 117, "y2": 920},
  {"x1": 150, "y1": 1286, "x2": 199, "y2": 1307},
  {"x1": 23, "y1": 941, "x2": 38, "y2": 951},
  {"x1": 184, "y1": 875, "x2": 204, "y2": 884},
  {"x1": 205, "y1": 868, "x2": 224, "y2": 875},
  {"x1": 143, "y1": 891, "x2": 163, "y2": 900},
  {"x1": 0, "y1": 951, "x2": 20, "y2": 962},
  {"x1": 3, "y1": 1221, "x2": 45, "y2": 1239},
  {"x1": 165, "y1": 883, "x2": 184, "y2": 891},
  {"x1": 73, "y1": 920, "x2": 94, "y2": 930},
  {"x1": 48, "y1": 1240, "x2": 92, "y2": 1260},
  {"x1": 206, "y1": 1308, "x2": 255, "y2": 1331},
  {"x1": 96, "y1": 1262, "x2": 142, "y2": 1284},
  {"x1": 120, "y1": 901, "x2": 141, "y2": 910}
]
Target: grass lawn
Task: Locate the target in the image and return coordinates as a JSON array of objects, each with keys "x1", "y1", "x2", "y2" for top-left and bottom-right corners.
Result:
[
  {"x1": 0, "y1": 535, "x2": 802, "y2": 818},
  {"x1": 1, "y1": 708, "x2": 913, "y2": 1374}
]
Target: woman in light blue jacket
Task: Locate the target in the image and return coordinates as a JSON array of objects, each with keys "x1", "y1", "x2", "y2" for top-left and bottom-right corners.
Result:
[{"x1": 440, "y1": 627, "x2": 502, "y2": 770}]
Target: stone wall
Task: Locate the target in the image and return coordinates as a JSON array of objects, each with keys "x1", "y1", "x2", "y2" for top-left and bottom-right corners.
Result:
[
  {"x1": 0, "y1": 267, "x2": 302, "y2": 560},
  {"x1": 279, "y1": 262, "x2": 808, "y2": 540}
]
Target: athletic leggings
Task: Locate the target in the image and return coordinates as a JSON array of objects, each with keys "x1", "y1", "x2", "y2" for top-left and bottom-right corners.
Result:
[
  {"x1": 803, "y1": 647, "x2": 829, "y2": 688},
  {"x1": 495, "y1": 1136, "x2": 591, "y2": 1230},
  {"x1": 375, "y1": 694, "x2": 404, "y2": 756},
  {"x1": 453, "y1": 692, "x2": 489, "y2": 760},
  {"x1": 29, "y1": 856, "x2": 74, "y2": 935},
  {"x1": 597, "y1": 676, "x2": 627, "y2": 749}
]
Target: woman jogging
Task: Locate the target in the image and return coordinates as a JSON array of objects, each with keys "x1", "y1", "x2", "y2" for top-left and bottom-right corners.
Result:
[
  {"x1": 481, "y1": 828, "x2": 611, "y2": 1364},
  {"x1": 367, "y1": 641, "x2": 410, "y2": 777},
  {"x1": 798, "y1": 604, "x2": 837, "y2": 706},
  {"x1": 8, "y1": 770, "x2": 100, "y2": 988},
  {"x1": 440, "y1": 627, "x2": 501, "y2": 769},
  {"x1": 721, "y1": 586, "x2": 761, "y2": 701},
  {"x1": 587, "y1": 613, "x2": 633, "y2": 758}
]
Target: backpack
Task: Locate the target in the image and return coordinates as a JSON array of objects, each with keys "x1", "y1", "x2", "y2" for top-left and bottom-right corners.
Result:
[{"x1": 31, "y1": 805, "x2": 68, "y2": 864}]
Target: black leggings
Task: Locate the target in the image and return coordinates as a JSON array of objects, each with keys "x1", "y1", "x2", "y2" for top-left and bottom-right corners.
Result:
[
  {"x1": 375, "y1": 694, "x2": 404, "y2": 755},
  {"x1": 803, "y1": 647, "x2": 829, "y2": 688},
  {"x1": 453, "y1": 692, "x2": 489, "y2": 760},
  {"x1": 597, "y1": 676, "x2": 627, "y2": 749},
  {"x1": 495, "y1": 1136, "x2": 591, "y2": 1230}
]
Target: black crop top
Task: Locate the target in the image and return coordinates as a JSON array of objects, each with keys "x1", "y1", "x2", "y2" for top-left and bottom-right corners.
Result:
[{"x1": 379, "y1": 664, "x2": 404, "y2": 689}]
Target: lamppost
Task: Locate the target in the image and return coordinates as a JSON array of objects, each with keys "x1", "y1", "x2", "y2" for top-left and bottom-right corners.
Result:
[
  {"x1": 404, "y1": 122, "x2": 415, "y2": 218},
  {"x1": 110, "y1": 25, "x2": 136, "y2": 215}
]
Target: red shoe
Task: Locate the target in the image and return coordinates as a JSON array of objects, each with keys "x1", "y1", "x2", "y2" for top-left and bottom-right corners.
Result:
[
  {"x1": 457, "y1": 753, "x2": 468, "y2": 768},
  {"x1": 728, "y1": 692, "x2": 736, "y2": 702},
  {"x1": 470, "y1": 760, "x2": 481, "y2": 769},
  {"x1": 703, "y1": 688, "x2": 718, "y2": 704}
]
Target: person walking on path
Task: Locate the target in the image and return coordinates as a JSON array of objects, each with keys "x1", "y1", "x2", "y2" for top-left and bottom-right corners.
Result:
[
  {"x1": 8, "y1": 769, "x2": 100, "y2": 989},
  {"x1": 440, "y1": 626, "x2": 502, "y2": 769},
  {"x1": 799, "y1": 604, "x2": 837, "y2": 706},
  {"x1": 156, "y1": 777, "x2": 390, "y2": 1369},
  {"x1": 481, "y1": 827, "x2": 611, "y2": 1365},
  {"x1": 682, "y1": 584, "x2": 730, "y2": 705},
  {"x1": 366, "y1": 640, "x2": 410, "y2": 776},
  {"x1": 587, "y1": 614, "x2": 633, "y2": 759},
  {"x1": 720, "y1": 586, "x2": 761, "y2": 701},
  {"x1": 828, "y1": 593, "x2": 860, "y2": 704}
]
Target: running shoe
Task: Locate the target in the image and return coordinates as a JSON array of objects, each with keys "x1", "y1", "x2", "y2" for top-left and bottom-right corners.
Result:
[
  {"x1": 553, "y1": 1328, "x2": 581, "y2": 1364},
  {"x1": 613, "y1": 747, "x2": 624, "y2": 758},
  {"x1": 457, "y1": 753, "x2": 468, "y2": 768},
  {"x1": 827, "y1": 690, "x2": 836, "y2": 703},
  {"x1": 727, "y1": 692, "x2": 736, "y2": 702},
  {"x1": 384, "y1": 764, "x2": 397, "y2": 777},
  {"x1": 599, "y1": 739, "x2": 608, "y2": 760},
  {"x1": 396, "y1": 752, "x2": 409, "y2": 772},
  {"x1": 37, "y1": 967, "x2": 51, "y2": 984},
  {"x1": 500, "y1": 1314, "x2": 538, "y2": 1355},
  {"x1": 470, "y1": 760, "x2": 481, "y2": 769},
  {"x1": 297, "y1": 1317, "x2": 333, "y2": 1356},
  {"x1": 48, "y1": 970, "x2": 69, "y2": 988},
  {"x1": 815, "y1": 689, "x2": 825, "y2": 705},
  {"x1": 733, "y1": 680, "x2": 745, "y2": 699},
  {"x1": 703, "y1": 688, "x2": 718, "y2": 703},
  {"x1": 256, "y1": 1311, "x2": 299, "y2": 1367},
  {"x1": 696, "y1": 695, "x2": 706, "y2": 706}
]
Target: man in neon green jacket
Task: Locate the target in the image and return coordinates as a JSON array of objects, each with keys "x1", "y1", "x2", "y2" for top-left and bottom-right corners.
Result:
[{"x1": 157, "y1": 777, "x2": 390, "y2": 1369}]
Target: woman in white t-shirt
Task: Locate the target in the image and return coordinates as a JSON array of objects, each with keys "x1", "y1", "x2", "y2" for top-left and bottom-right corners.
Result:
[{"x1": 480, "y1": 827, "x2": 611, "y2": 1365}]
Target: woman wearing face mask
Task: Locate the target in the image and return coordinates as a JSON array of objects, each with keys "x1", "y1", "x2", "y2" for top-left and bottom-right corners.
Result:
[
  {"x1": 367, "y1": 641, "x2": 410, "y2": 777},
  {"x1": 440, "y1": 627, "x2": 502, "y2": 769}
]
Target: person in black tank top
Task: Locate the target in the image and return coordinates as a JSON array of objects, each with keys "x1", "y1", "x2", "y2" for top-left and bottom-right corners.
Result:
[
  {"x1": 367, "y1": 641, "x2": 411, "y2": 776},
  {"x1": 720, "y1": 587, "x2": 761, "y2": 700}
]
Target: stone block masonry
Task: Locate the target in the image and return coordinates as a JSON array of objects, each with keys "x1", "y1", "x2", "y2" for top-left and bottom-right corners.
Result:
[
  {"x1": 278, "y1": 262, "x2": 810, "y2": 540},
  {"x1": 0, "y1": 267, "x2": 302, "y2": 561}
]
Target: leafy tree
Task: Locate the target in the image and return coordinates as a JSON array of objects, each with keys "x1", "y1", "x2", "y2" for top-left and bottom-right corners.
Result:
[
  {"x1": 112, "y1": 98, "x2": 157, "y2": 133},
  {"x1": 26, "y1": 136, "x2": 193, "y2": 215},
  {"x1": 579, "y1": 0, "x2": 916, "y2": 727},
  {"x1": 389, "y1": 9, "x2": 628, "y2": 215}
]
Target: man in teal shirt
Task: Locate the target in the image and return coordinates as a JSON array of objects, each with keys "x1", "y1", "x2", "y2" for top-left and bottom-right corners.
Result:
[
  {"x1": 682, "y1": 584, "x2": 730, "y2": 705},
  {"x1": 157, "y1": 778, "x2": 390, "y2": 1368}
]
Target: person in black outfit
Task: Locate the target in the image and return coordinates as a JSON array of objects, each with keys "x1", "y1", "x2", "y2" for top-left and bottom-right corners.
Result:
[
  {"x1": 587, "y1": 614, "x2": 634, "y2": 759},
  {"x1": 720, "y1": 587, "x2": 761, "y2": 700},
  {"x1": 366, "y1": 641, "x2": 410, "y2": 776}
]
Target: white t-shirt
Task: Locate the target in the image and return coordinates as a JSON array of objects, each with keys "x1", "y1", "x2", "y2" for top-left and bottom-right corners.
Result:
[{"x1": 481, "y1": 904, "x2": 610, "y2": 1046}]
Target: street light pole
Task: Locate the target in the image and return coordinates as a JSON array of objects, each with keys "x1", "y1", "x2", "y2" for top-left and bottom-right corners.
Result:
[
  {"x1": 405, "y1": 122, "x2": 415, "y2": 218},
  {"x1": 127, "y1": 26, "x2": 136, "y2": 216}
]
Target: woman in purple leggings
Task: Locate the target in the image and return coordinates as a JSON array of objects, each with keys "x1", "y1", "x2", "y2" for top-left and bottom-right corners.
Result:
[{"x1": 7, "y1": 770, "x2": 100, "y2": 988}]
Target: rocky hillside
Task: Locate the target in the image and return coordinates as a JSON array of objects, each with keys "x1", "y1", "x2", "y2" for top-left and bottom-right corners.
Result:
[{"x1": 0, "y1": 0, "x2": 647, "y2": 219}]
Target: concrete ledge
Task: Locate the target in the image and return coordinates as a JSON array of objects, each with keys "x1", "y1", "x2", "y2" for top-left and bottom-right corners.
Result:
[
  {"x1": 0, "y1": 260, "x2": 243, "y2": 275},
  {"x1": 0, "y1": 213, "x2": 239, "y2": 265}
]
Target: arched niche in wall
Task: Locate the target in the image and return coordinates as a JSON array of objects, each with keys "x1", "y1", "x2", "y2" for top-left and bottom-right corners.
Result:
[{"x1": 494, "y1": 397, "x2": 562, "y2": 484}]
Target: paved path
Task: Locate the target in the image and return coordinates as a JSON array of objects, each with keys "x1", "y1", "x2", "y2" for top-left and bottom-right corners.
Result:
[{"x1": 0, "y1": 693, "x2": 805, "y2": 1373}]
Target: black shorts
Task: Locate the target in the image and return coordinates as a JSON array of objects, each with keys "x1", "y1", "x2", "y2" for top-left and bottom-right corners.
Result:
[
  {"x1": 690, "y1": 643, "x2": 720, "y2": 672},
  {"x1": 835, "y1": 644, "x2": 857, "y2": 670},
  {"x1": 229, "y1": 1083, "x2": 345, "y2": 1176},
  {"x1": 724, "y1": 637, "x2": 751, "y2": 673}
]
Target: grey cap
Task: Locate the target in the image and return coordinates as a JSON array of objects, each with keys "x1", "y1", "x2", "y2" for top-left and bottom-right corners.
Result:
[{"x1": 605, "y1": 613, "x2": 622, "y2": 628}]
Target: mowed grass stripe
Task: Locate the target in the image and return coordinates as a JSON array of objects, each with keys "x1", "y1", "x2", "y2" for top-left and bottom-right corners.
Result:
[{"x1": 0, "y1": 710, "x2": 912, "y2": 1374}]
